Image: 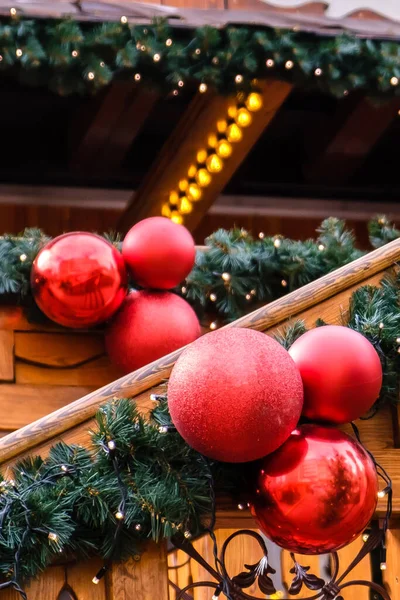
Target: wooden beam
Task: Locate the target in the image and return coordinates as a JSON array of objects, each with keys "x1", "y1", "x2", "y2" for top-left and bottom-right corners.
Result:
[
  {"x1": 118, "y1": 80, "x2": 293, "y2": 233},
  {"x1": 70, "y1": 81, "x2": 158, "y2": 174},
  {"x1": 304, "y1": 96, "x2": 400, "y2": 185}
]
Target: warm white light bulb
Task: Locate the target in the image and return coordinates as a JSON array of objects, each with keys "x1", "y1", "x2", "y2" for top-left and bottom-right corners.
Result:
[
  {"x1": 235, "y1": 74, "x2": 243, "y2": 84},
  {"x1": 266, "y1": 59, "x2": 274, "y2": 68},
  {"x1": 115, "y1": 511, "x2": 124, "y2": 520},
  {"x1": 199, "y1": 83, "x2": 207, "y2": 93},
  {"x1": 221, "y1": 272, "x2": 231, "y2": 282},
  {"x1": 120, "y1": 15, "x2": 128, "y2": 23},
  {"x1": 20, "y1": 253, "x2": 27, "y2": 262},
  {"x1": 285, "y1": 60, "x2": 294, "y2": 70},
  {"x1": 274, "y1": 238, "x2": 281, "y2": 248},
  {"x1": 210, "y1": 293, "x2": 217, "y2": 302},
  {"x1": 153, "y1": 53, "x2": 161, "y2": 62}
]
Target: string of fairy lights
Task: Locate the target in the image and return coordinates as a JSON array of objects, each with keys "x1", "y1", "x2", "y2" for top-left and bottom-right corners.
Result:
[{"x1": 161, "y1": 91, "x2": 263, "y2": 225}]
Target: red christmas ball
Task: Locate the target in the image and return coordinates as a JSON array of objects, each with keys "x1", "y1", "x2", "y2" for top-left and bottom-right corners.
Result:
[
  {"x1": 122, "y1": 217, "x2": 195, "y2": 290},
  {"x1": 251, "y1": 424, "x2": 378, "y2": 554},
  {"x1": 105, "y1": 291, "x2": 200, "y2": 373},
  {"x1": 31, "y1": 233, "x2": 127, "y2": 328},
  {"x1": 289, "y1": 326, "x2": 382, "y2": 424},
  {"x1": 168, "y1": 329, "x2": 303, "y2": 463}
]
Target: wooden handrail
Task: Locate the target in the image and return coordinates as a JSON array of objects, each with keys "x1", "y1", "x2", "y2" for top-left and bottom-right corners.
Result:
[{"x1": 0, "y1": 238, "x2": 399, "y2": 464}]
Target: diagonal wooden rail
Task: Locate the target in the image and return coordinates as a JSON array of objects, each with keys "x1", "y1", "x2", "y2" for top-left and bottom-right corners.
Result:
[{"x1": 0, "y1": 237, "x2": 399, "y2": 473}]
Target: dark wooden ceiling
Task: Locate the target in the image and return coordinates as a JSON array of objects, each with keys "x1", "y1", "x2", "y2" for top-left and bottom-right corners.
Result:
[{"x1": 1, "y1": 78, "x2": 400, "y2": 204}]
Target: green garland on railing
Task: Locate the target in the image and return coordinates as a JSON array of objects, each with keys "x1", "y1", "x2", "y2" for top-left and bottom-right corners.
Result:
[
  {"x1": 0, "y1": 217, "x2": 399, "y2": 326},
  {"x1": 1, "y1": 17, "x2": 400, "y2": 96},
  {"x1": 0, "y1": 264, "x2": 399, "y2": 594}
]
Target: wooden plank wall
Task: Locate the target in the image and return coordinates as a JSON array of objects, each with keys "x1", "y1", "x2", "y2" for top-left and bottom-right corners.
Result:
[{"x1": 0, "y1": 309, "x2": 120, "y2": 437}]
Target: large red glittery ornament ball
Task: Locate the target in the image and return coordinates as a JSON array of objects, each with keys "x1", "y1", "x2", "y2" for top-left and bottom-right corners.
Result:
[
  {"x1": 31, "y1": 233, "x2": 127, "y2": 328},
  {"x1": 288, "y1": 326, "x2": 382, "y2": 424},
  {"x1": 122, "y1": 217, "x2": 196, "y2": 290},
  {"x1": 251, "y1": 424, "x2": 378, "y2": 554},
  {"x1": 168, "y1": 329, "x2": 304, "y2": 463},
  {"x1": 105, "y1": 290, "x2": 200, "y2": 374}
]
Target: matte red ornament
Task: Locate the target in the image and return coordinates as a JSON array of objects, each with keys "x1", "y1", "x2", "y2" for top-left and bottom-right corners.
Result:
[
  {"x1": 168, "y1": 329, "x2": 304, "y2": 463},
  {"x1": 251, "y1": 424, "x2": 378, "y2": 555},
  {"x1": 31, "y1": 233, "x2": 127, "y2": 328},
  {"x1": 105, "y1": 290, "x2": 200, "y2": 374},
  {"x1": 289, "y1": 326, "x2": 382, "y2": 424},
  {"x1": 122, "y1": 217, "x2": 196, "y2": 290}
]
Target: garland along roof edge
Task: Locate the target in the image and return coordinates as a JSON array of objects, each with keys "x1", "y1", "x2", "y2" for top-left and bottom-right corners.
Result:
[{"x1": 0, "y1": 9, "x2": 400, "y2": 95}]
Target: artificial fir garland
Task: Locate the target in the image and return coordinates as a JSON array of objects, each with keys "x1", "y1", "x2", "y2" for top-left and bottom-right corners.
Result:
[
  {"x1": 0, "y1": 216, "x2": 399, "y2": 325},
  {"x1": 1, "y1": 18, "x2": 400, "y2": 96}
]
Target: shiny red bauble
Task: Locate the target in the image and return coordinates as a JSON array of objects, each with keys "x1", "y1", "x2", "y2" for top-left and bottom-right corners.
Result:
[
  {"x1": 168, "y1": 329, "x2": 304, "y2": 463},
  {"x1": 251, "y1": 424, "x2": 378, "y2": 555},
  {"x1": 289, "y1": 326, "x2": 382, "y2": 424},
  {"x1": 122, "y1": 217, "x2": 196, "y2": 290},
  {"x1": 105, "y1": 291, "x2": 200, "y2": 374},
  {"x1": 31, "y1": 233, "x2": 127, "y2": 328}
]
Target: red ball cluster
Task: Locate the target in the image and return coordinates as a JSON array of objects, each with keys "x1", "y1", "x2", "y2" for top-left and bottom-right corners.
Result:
[{"x1": 31, "y1": 218, "x2": 200, "y2": 372}]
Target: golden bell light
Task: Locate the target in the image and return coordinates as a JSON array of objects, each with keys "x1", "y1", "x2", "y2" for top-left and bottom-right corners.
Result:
[
  {"x1": 196, "y1": 168, "x2": 212, "y2": 187},
  {"x1": 188, "y1": 182, "x2": 202, "y2": 201},
  {"x1": 216, "y1": 139, "x2": 233, "y2": 159},
  {"x1": 178, "y1": 196, "x2": 193, "y2": 214},
  {"x1": 206, "y1": 154, "x2": 224, "y2": 173},
  {"x1": 197, "y1": 149, "x2": 208, "y2": 164},
  {"x1": 169, "y1": 191, "x2": 179, "y2": 205},
  {"x1": 161, "y1": 203, "x2": 171, "y2": 217},
  {"x1": 226, "y1": 122, "x2": 242, "y2": 143},
  {"x1": 235, "y1": 107, "x2": 252, "y2": 127},
  {"x1": 170, "y1": 211, "x2": 183, "y2": 224},
  {"x1": 246, "y1": 92, "x2": 263, "y2": 112}
]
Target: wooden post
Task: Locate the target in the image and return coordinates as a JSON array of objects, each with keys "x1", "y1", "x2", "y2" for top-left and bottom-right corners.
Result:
[
  {"x1": 384, "y1": 529, "x2": 400, "y2": 600},
  {"x1": 106, "y1": 541, "x2": 169, "y2": 600}
]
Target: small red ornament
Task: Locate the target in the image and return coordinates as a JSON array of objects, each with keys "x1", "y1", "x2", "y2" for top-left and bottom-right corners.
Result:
[
  {"x1": 122, "y1": 217, "x2": 196, "y2": 290},
  {"x1": 105, "y1": 290, "x2": 200, "y2": 374},
  {"x1": 31, "y1": 233, "x2": 127, "y2": 328},
  {"x1": 168, "y1": 329, "x2": 303, "y2": 463},
  {"x1": 251, "y1": 424, "x2": 378, "y2": 555},
  {"x1": 289, "y1": 326, "x2": 382, "y2": 424}
]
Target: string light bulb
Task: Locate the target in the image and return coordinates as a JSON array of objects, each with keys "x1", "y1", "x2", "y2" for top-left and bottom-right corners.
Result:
[
  {"x1": 216, "y1": 139, "x2": 233, "y2": 158},
  {"x1": 19, "y1": 253, "x2": 27, "y2": 262},
  {"x1": 48, "y1": 532, "x2": 58, "y2": 542},
  {"x1": 281, "y1": 279, "x2": 288, "y2": 287},
  {"x1": 237, "y1": 503, "x2": 245, "y2": 510},
  {"x1": 217, "y1": 119, "x2": 227, "y2": 133},
  {"x1": 166, "y1": 38, "x2": 173, "y2": 46},
  {"x1": 266, "y1": 58, "x2": 274, "y2": 67},
  {"x1": 135, "y1": 524, "x2": 142, "y2": 531},
  {"x1": 210, "y1": 322, "x2": 217, "y2": 330},
  {"x1": 210, "y1": 293, "x2": 217, "y2": 302},
  {"x1": 10, "y1": 7, "x2": 17, "y2": 15},
  {"x1": 235, "y1": 107, "x2": 252, "y2": 128},
  {"x1": 16, "y1": 48, "x2": 22, "y2": 57},
  {"x1": 390, "y1": 76, "x2": 399, "y2": 86},
  {"x1": 72, "y1": 50, "x2": 79, "y2": 57},
  {"x1": 380, "y1": 562, "x2": 387, "y2": 571},
  {"x1": 195, "y1": 48, "x2": 201, "y2": 55},
  {"x1": 120, "y1": 15, "x2": 128, "y2": 23},
  {"x1": 362, "y1": 533, "x2": 369, "y2": 542},
  {"x1": 258, "y1": 232, "x2": 265, "y2": 239},
  {"x1": 285, "y1": 60, "x2": 294, "y2": 69},
  {"x1": 178, "y1": 179, "x2": 188, "y2": 192},
  {"x1": 379, "y1": 322, "x2": 384, "y2": 330},
  {"x1": 188, "y1": 182, "x2": 202, "y2": 201},
  {"x1": 159, "y1": 426, "x2": 169, "y2": 434},
  {"x1": 246, "y1": 294, "x2": 252, "y2": 300},
  {"x1": 196, "y1": 168, "x2": 212, "y2": 187},
  {"x1": 318, "y1": 244, "x2": 325, "y2": 251},
  {"x1": 222, "y1": 272, "x2": 231, "y2": 282},
  {"x1": 235, "y1": 74, "x2": 243, "y2": 84},
  {"x1": 169, "y1": 191, "x2": 179, "y2": 205},
  {"x1": 153, "y1": 53, "x2": 161, "y2": 62},
  {"x1": 178, "y1": 80, "x2": 184, "y2": 87},
  {"x1": 396, "y1": 337, "x2": 400, "y2": 343},
  {"x1": 208, "y1": 133, "x2": 218, "y2": 148},
  {"x1": 87, "y1": 72, "x2": 95, "y2": 80},
  {"x1": 197, "y1": 149, "x2": 208, "y2": 164},
  {"x1": 178, "y1": 196, "x2": 193, "y2": 214},
  {"x1": 170, "y1": 211, "x2": 183, "y2": 225},
  {"x1": 92, "y1": 576, "x2": 100, "y2": 585},
  {"x1": 115, "y1": 511, "x2": 124, "y2": 520},
  {"x1": 245, "y1": 93, "x2": 263, "y2": 112},
  {"x1": 162, "y1": 204, "x2": 172, "y2": 218},
  {"x1": 107, "y1": 440, "x2": 116, "y2": 451},
  {"x1": 274, "y1": 238, "x2": 282, "y2": 248},
  {"x1": 181, "y1": 286, "x2": 187, "y2": 294},
  {"x1": 199, "y1": 83, "x2": 207, "y2": 93},
  {"x1": 134, "y1": 73, "x2": 141, "y2": 81},
  {"x1": 206, "y1": 153, "x2": 224, "y2": 173},
  {"x1": 184, "y1": 530, "x2": 192, "y2": 539},
  {"x1": 226, "y1": 122, "x2": 243, "y2": 143},
  {"x1": 188, "y1": 164, "x2": 197, "y2": 178},
  {"x1": 314, "y1": 68, "x2": 323, "y2": 76},
  {"x1": 61, "y1": 465, "x2": 68, "y2": 472}
]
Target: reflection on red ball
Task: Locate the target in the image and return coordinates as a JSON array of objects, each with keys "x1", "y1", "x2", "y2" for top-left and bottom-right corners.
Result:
[
  {"x1": 105, "y1": 290, "x2": 200, "y2": 373},
  {"x1": 289, "y1": 326, "x2": 382, "y2": 424},
  {"x1": 122, "y1": 217, "x2": 195, "y2": 290},
  {"x1": 251, "y1": 425, "x2": 378, "y2": 555},
  {"x1": 31, "y1": 233, "x2": 127, "y2": 328}
]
